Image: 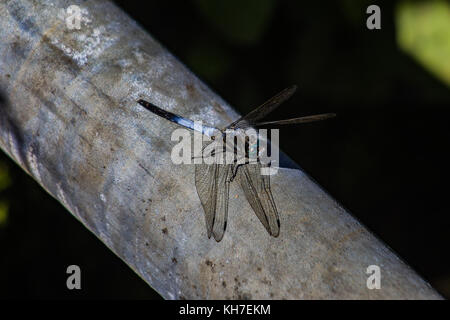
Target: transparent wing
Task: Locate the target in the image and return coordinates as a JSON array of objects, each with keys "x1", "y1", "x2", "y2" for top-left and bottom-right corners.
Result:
[
  {"x1": 237, "y1": 162, "x2": 280, "y2": 237},
  {"x1": 194, "y1": 142, "x2": 232, "y2": 242},
  {"x1": 227, "y1": 85, "x2": 297, "y2": 129},
  {"x1": 253, "y1": 113, "x2": 336, "y2": 127}
]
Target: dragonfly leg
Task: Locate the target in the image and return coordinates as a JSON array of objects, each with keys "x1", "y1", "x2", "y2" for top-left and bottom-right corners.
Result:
[{"x1": 229, "y1": 163, "x2": 244, "y2": 182}]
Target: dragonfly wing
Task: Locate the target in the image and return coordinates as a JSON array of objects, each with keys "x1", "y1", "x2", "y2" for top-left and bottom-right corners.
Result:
[
  {"x1": 238, "y1": 162, "x2": 280, "y2": 237},
  {"x1": 195, "y1": 160, "x2": 232, "y2": 242},
  {"x1": 254, "y1": 113, "x2": 336, "y2": 127},
  {"x1": 227, "y1": 85, "x2": 297, "y2": 129}
]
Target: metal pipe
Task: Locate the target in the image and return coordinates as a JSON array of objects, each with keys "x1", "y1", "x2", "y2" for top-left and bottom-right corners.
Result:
[{"x1": 0, "y1": 0, "x2": 442, "y2": 299}]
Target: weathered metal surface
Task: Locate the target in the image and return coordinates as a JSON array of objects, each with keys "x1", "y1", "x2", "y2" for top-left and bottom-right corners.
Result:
[{"x1": 0, "y1": 0, "x2": 442, "y2": 299}]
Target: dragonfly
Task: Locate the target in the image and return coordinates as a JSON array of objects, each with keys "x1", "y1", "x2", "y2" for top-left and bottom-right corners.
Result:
[{"x1": 138, "y1": 85, "x2": 335, "y2": 242}]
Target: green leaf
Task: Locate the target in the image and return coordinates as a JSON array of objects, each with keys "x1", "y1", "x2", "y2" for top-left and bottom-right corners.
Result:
[{"x1": 396, "y1": 0, "x2": 450, "y2": 86}]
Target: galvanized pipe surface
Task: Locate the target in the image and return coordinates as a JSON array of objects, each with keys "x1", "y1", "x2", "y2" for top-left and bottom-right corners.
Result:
[{"x1": 0, "y1": 0, "x2": 442, "y2": 299}]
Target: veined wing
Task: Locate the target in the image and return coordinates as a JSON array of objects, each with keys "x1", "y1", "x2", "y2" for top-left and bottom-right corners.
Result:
[
  {"x1": 238, "y1": 162, "x2": 280, "y2": 237},
  {"x1": 194, "y1": 142, "x2": 233, "y2": 242},
  {"x1": 226, "y1": 85, "x2": 297, "y2": 130},
  {"x1": 253, "y1": 113, "x2": 336, "y2": 127}
]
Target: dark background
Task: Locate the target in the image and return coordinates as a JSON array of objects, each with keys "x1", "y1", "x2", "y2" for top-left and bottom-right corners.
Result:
[{"x1": 1, "y1": 0, "x2": 449, "y2": 299}]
